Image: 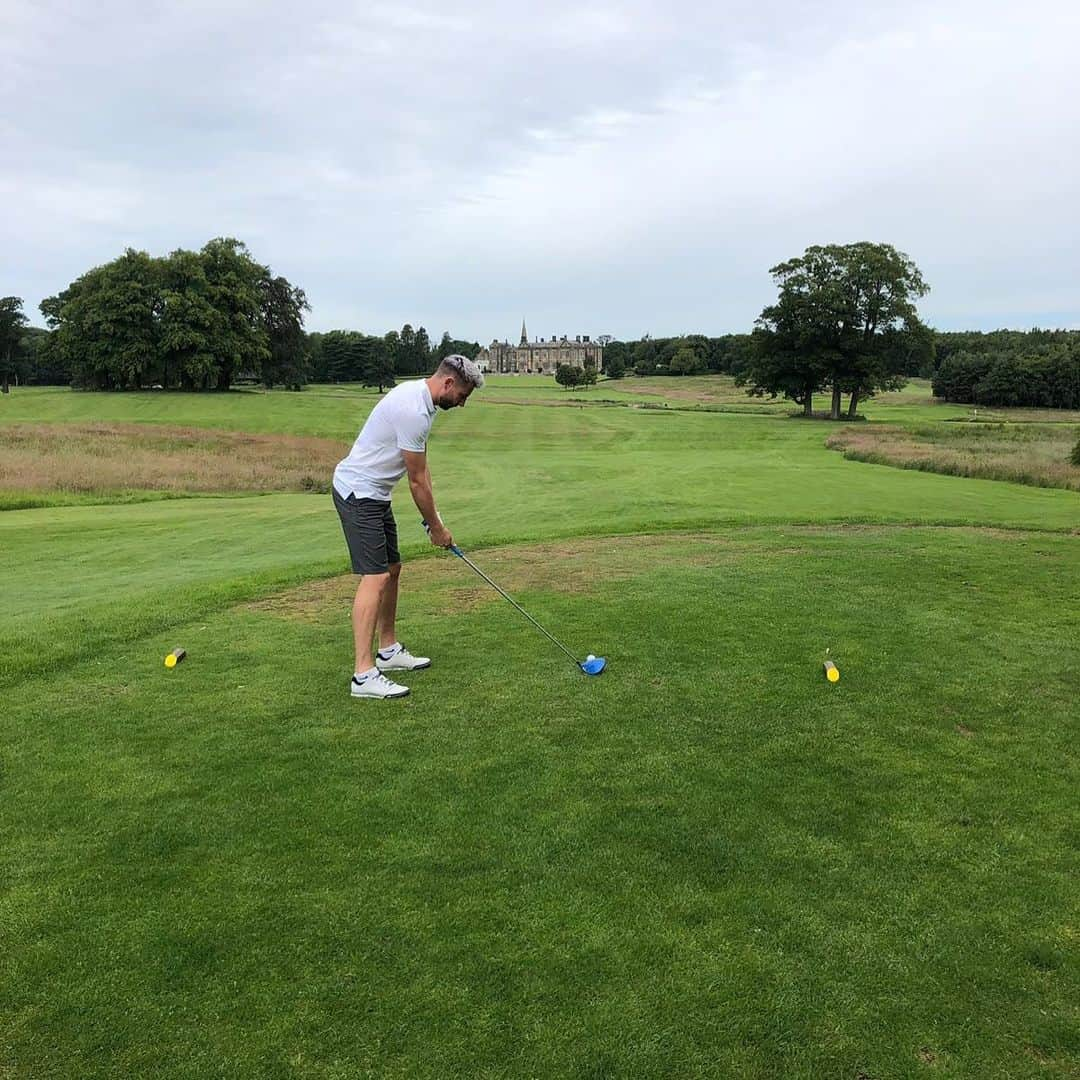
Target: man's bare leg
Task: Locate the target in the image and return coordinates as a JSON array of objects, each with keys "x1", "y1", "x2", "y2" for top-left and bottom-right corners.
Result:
[
  {"x1": 353, "y1": 572, "x2": 389, "y2": 672},
  {"x1": 377, "y1": 562, "x2": 402, "y2": 652}
]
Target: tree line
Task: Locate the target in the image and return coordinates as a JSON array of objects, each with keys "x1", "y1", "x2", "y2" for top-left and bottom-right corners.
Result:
[
  {"x1": 931, "y1": 330, "x2": 1080, "y2": 409},
  {"x1": 599, "y1": 334, "x2": 756, "y2": 380},
  {"x1": 1, "y1": 240, "x2": 480, "y2": 393},
  {"x1": 588, "y1": 324, "x2": 1080, "y2": 405},
  {"x1": 601, "y1": 243, "x2": 934, "y2": 419},
  {"x1": 33, "y1": 239, "x2": 309, "y2": 391},
  {"x1": 306, "y1": 329, "x2": 480, "y2": 392},
  {"x1": 554, "y1": 360, "x2": 599, "y2": 389},
  {"x1": 604, "y1": 244, "x2": 1078, "y2": 415},
  {"x1": 4, "y1": 238, "x2": 1078, "y2": 410}
]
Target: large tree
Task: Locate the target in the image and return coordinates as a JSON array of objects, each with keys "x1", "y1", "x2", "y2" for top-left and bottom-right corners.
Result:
[
  {"x1": 742, "y1": 242, "x2": 929, "y2": 418},
  {"x1": 40, "y1": 238, "x2": 306, "y2": 390},
  {"x1": 397, "y1": 324, "x2": 417, "y2": 375},
  {"x1": 40, "y1": 238, "x2": 303, "y2": 391},
  {"x1": 0, "y1": 297, "x2": 29, "y2": 393},
  {"x1": 668, "y1": 339, "x2": 707, "y2": 375},
  {"x1": 199, "y1": 237, "x2": 269, "y2": 390},
  {"x1": 259, "y1": 274, "x2": 310, "y2": 389},
  {"x1": 17, "y1": 326, "x2": 64, "y2": 385},
  {"x1": 555, "y1": 363, "x2": 582, "y2": 389},
  {"x1": 435, "y1": 331, "x2": 454, "y2": 364},
  {"x1": 355, "y1": 334, "x2": 395, "y2": 393},
  {"x1": 599, "y1": 339, "x2": 631, "y2": 378},
  {"x1": 319, "y1": 331, "x2": 354, "y2": 382},
  {"x1": 40, "y1": 250, "x2": 163, "y2": 389},
  {"x1": 160, "y1": 248, "x2": 218, "y2": 390},
  {"x1": 414, "y1": 326, "x2": 432, "y2": 373},
  {"x1": 633, "y1": 337, "x2": 658, "y2": 376},
  {"x1": 391, "y1": 323, "x2": 432, "y2": 375},
  {"x1": 434, "y1": 331, "x2": 481, "y2": 362},
  {"x1": 383, "y1": 329, "x2": 401, "y2": 377}
]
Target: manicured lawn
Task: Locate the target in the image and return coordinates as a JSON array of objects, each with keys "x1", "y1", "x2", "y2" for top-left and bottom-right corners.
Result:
[
  {"x1": 0, "y1": 377, "x2": 968, "y2": 436},
  {"x1": 2, "y1": 382, "x2": 1078, "y2": 1077}
]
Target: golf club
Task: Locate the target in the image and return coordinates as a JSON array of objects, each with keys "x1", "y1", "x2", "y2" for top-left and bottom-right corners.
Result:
[{"x1": 423, "y1": 522, "x2": 606, "y2": 675}]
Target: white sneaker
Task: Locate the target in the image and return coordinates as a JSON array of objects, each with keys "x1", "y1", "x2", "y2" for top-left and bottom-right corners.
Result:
[
  {"x1": 351, "y1": 671, "x2": 410, "y2": 699},
  {"x1": 376, "y1": 644, "x2": 432, "y2": 672}
]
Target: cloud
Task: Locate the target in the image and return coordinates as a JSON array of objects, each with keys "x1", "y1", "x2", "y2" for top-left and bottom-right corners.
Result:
[{"x1": 3, "y1": 0, "x2": 1079, "y2": 336}]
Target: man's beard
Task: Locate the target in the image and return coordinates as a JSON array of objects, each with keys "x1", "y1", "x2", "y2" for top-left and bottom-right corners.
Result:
[{"x1": 437, "y1": 399, "x2": 454, "y2": 410}]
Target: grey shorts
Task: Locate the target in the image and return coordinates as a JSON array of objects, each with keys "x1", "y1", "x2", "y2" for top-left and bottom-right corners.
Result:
[{"x1": 332, "y1": 489, "x2": 401, "y2": 574}]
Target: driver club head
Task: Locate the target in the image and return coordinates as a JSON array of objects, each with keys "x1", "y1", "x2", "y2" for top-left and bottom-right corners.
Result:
[{"x1": 580, "y1": 656, "x2": 606, "y2": 676}]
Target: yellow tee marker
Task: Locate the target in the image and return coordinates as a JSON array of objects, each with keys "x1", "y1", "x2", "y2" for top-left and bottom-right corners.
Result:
[
  {"x1": 164, "y1": 647, "x2": 187, "y2": 669},
  {"x1": 823, "y1": 648, "x2": 840, "y2": 683}
]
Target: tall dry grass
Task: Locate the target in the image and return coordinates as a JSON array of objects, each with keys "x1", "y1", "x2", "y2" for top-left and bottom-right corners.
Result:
[
  {"x1": 827, "y1": 422, "x2": 1080, "y2": 491},
  {"x1": 0, "y1": 423, "x2": 344, "y2": 495}
]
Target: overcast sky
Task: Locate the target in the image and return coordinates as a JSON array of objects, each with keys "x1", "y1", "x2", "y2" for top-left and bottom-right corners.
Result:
[{"x1": 4, "y1": 0, "x2": 1079, "y2": 340}]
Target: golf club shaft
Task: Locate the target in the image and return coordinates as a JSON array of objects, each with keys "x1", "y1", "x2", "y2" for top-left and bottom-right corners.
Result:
[
  {"x1": 454, "y1": 550, "x2": 583, "y2": 667},
  {"x1": 422, "y1": 519, "x2": 585, "y2": 668}
]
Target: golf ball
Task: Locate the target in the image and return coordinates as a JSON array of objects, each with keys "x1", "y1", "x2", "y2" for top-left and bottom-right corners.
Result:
[{"x1": 586, "y1": 654, "x2": 595, "y2": 661}]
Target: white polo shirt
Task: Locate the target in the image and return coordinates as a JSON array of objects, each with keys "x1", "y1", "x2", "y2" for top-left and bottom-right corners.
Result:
[{"x1": 333, "y1": 380, "x2": 436, "y2": 502}]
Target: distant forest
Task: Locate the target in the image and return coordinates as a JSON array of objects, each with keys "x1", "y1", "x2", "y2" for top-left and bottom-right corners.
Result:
[{"x1": 3, "y1": 238, "x2": 1078, "y2": 409}]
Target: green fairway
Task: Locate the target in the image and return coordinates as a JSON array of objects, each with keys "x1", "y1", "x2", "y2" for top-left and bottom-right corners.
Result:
[
  {"x1": 0, "y1": 377, "x2": 974, "y2": 436},
  {"x1": 2, "y1": 380, "x2": 1078, "y2": 1078}
]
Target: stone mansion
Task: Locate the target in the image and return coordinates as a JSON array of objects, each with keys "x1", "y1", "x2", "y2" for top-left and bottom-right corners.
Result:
[{"x1": 476, "y1": 321, "x2": 605, "y2": 375}]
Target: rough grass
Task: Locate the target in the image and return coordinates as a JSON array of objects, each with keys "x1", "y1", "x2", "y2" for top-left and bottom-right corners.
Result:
[
  {"x1": 945, "y1": 405, "x2": 1080, "y2": 424},
  {"x1": 827, "y1": 421, "x2": 1080, "y2": 491},
  {"x1": 0, "y1": 422, "x2": 341, "y2": 495},
  {"x1": 602, "y1": 376, "x2": 786, "y2": 407}
]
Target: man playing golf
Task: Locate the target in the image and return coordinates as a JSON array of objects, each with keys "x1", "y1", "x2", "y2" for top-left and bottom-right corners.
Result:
[{"x1": 332, "y1": 354, "x2": 485, "y2": 699}]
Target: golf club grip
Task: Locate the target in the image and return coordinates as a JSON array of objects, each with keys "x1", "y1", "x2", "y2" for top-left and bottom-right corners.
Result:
[{"x1": 421, "y1": 519, "x2": 463, "y2": 557}]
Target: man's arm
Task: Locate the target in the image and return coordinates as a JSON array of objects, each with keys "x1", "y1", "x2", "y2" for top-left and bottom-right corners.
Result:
[{"x1": 402, "y1": 449, "x2": 453, "y2": 547}]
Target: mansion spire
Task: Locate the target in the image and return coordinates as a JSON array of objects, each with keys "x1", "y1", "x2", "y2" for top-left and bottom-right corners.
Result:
[{"x1": 520, "y1": 319, "x2": 528, "y2": 346}]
